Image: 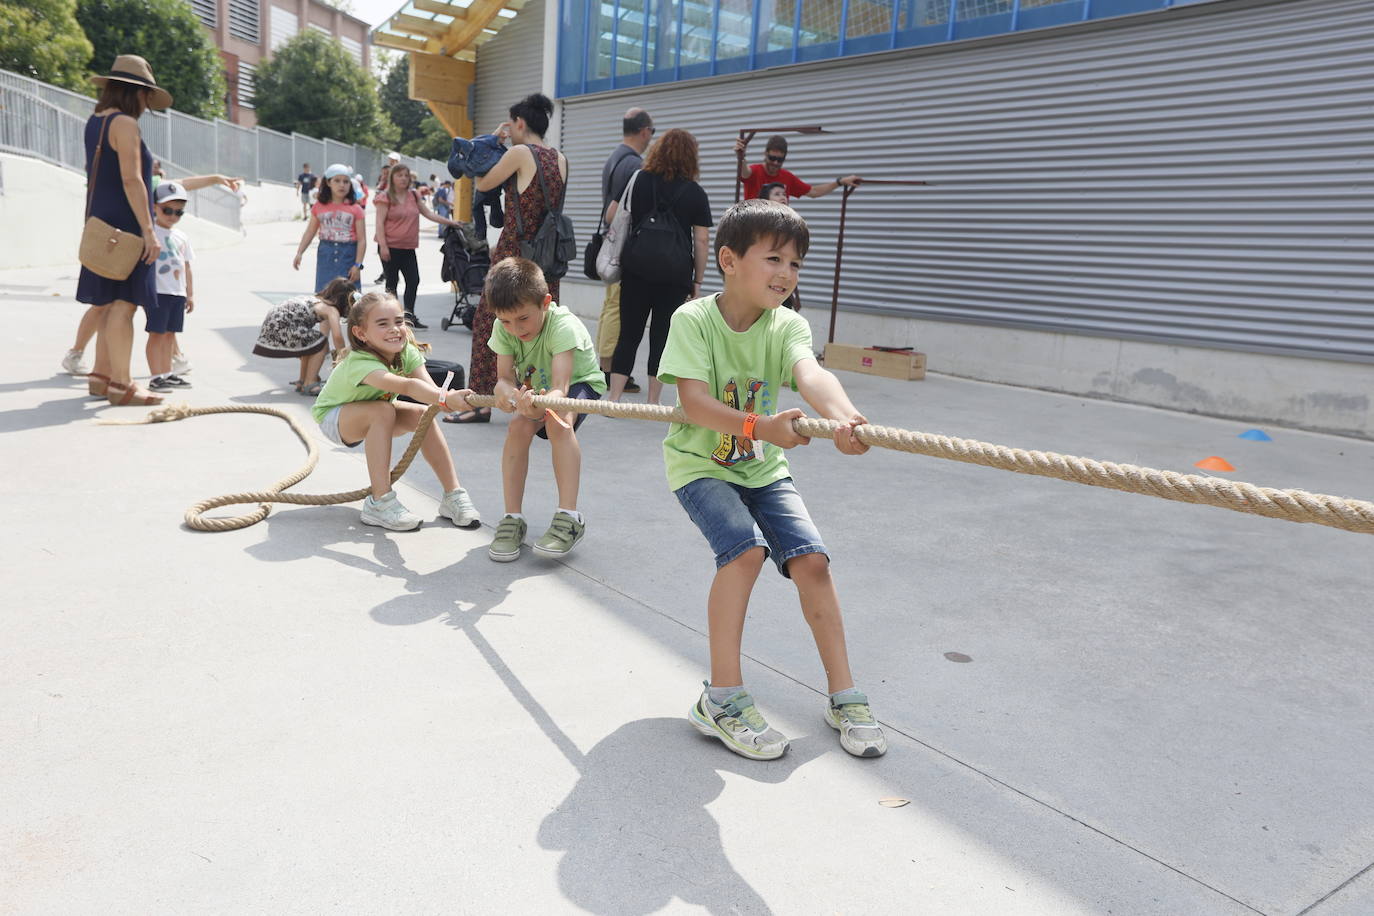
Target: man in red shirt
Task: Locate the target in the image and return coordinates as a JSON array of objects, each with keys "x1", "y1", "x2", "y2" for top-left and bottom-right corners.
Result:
[{"x1": 734, "y1": 134, "x2": 860, "y2": 200}]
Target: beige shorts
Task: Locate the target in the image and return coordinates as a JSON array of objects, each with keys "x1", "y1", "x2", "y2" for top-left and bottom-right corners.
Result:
[{"x1": 595, "y1": 282, "x2": 621, "y2": 360}]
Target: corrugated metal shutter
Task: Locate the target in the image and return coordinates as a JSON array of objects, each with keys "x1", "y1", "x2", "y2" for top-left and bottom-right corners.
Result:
[
  {"x1": 270, "y1": 6, "x2": 297, "y2": 50},
  {"x1": 559, "y1": 0, "x2": 1374, "y2": 363},
  {"x1": 474, "y1": 0, "x2": 546, "y2": 136}
]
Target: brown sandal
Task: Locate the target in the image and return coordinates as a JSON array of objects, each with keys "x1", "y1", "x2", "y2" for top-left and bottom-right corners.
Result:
[
  {"x1": 106, "y1": 381, "x2": 163, "y2": 407},
  {"x1": 87, "y1": 372, "x2": 110, "y2": 396}
]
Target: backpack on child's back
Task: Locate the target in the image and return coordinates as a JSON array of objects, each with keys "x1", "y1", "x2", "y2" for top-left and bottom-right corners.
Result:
[{"x1": 620, "y1": 175, "x2": 693, "y2": 285}]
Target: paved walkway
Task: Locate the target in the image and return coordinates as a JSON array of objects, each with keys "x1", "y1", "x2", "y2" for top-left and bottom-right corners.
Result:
[{"x1": 3, "y1": 221, "x2": 1372, "y2": 915}]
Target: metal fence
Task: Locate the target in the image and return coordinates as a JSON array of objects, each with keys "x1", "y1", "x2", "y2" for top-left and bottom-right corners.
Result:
[{"x1": 0, "y1": 68, "x2": 449, "y2": 227}]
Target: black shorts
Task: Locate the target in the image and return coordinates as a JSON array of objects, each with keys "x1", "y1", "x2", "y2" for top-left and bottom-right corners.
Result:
[{"x1": 536, "y1": 380, "x2": 600, "y2": 440}]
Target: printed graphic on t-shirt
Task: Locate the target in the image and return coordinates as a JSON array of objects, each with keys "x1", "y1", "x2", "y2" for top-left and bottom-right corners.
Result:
[
  {"x1": 520, "y1": 363, "x2": 544, "y2": 391},
  {"x1": 317, "y1": 208, "x2": 357, "y2": 242},
  {"x1": 157, "y1": 237, "x2": 185, "y2": 286},
  {"x1": 711, "y1": 377, "x2": 769, "y2": 467}
]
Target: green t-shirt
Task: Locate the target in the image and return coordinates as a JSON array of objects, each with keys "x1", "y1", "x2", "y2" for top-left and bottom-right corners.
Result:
[
  {"x1": 657, "y1": 295, "x2": 814, "y2": 491},
  {"x1": 311, "y1": 343, "x2": 425, "y2": 422},
  {"x1": 488, "y1": 303, "x2": 607, "y2": 394}
]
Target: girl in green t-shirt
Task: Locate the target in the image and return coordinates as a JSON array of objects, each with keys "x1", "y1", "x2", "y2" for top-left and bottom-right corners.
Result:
[{"x1": 312, "y1": 291, "x2": 482, "y2": 532}]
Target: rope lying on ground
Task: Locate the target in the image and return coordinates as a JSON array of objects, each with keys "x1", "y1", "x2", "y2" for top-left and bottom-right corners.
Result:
[
  {"x1": 99, "y1": 403, "x2": 441, "y2": 531},
  {"x1": 101, "y1": 395, "x2": 1374, "y2": 535}
]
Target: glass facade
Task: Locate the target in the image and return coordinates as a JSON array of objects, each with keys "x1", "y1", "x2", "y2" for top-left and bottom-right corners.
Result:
[{"x1": 557, "y1": 0, "x2": 1210, "y2": 97}]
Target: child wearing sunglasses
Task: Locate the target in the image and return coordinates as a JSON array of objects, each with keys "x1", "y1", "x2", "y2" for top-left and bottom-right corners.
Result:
[{"x1": 146, "y1": 182, "x2": 195, "y2": 391}]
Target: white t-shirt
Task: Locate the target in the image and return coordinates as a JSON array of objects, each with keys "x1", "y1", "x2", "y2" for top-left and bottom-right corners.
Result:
[{"x1": 153, "y1": 225, "x2": 194, "y2": 297}]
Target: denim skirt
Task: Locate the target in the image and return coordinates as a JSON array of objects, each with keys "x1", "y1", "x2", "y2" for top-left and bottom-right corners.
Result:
[{"x1": 315, "y1": 239, "x2": 359, "y2": 293}]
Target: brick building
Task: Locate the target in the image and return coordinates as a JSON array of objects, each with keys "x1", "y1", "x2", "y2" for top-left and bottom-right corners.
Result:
[{"x1": 188, "y1": 0, "x2": 372, "y2": 126}]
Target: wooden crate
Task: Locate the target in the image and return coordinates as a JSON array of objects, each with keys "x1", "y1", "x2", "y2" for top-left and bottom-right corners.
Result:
[{"x1": 823, "y1": 343, "x2": 926, "y2": 380}]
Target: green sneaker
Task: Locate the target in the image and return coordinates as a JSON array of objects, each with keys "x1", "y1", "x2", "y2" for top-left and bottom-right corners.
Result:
[
  {"x1": 688, "y1": 682, "x2": 789, "y2": 760},
  {"x1": 488, "y1": 514, "x2": 527, "y2": 562},
  {"x1": 824, "y1": 692, "x2": 888, "y2": 757},
  {"x1": 532, "y1": 511, "x2": 585, "y2": 558}
]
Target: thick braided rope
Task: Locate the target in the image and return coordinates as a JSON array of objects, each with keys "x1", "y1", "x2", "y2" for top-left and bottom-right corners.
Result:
[
  {"x1": 99, "y1": 403, "x2": 441, "y2": 531},
  {"x1": 464, "y1": 394, "x2": 1374, "y2": 535}
]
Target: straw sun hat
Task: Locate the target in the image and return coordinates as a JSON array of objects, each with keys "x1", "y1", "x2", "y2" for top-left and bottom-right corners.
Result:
[{"x1": 92, "y1": 55, "x2": 173, "y2": 111}]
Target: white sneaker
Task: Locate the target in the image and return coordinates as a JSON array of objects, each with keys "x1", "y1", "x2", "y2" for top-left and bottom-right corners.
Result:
[
  {"x1": 61, "y1": 349, "x2": 90, "y2": 375},
  {"x1": 360, "y1": 492, "x2": 422, "y2": 531},
  {"x1": 825, "y1": 692, "x2": 888, "y2": 758},
  {"x1": 688, "y1": 683, "x2": 789, "y2": 760},
  {"x1": 171, "y1": 352, "x2": 192, "y2": 374},
  {"x1": 438, "y1": 488, "x2": 481, "y2": 528}
]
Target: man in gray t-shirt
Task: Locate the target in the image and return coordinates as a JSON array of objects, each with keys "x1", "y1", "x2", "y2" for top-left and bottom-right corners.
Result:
[{"x1": 596, "y1": 108, "x2": 654, "y2": 387}]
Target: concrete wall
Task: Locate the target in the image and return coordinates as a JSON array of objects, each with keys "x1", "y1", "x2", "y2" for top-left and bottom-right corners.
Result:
[
  {"x1": 557, "y1": 281, "x2": 1374, "y2": 440},
  {"x1": 0, "y1": 153, "x2": 248, "y2": 271}
]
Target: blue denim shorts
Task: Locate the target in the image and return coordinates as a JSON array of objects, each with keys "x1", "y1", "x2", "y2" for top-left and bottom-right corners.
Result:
[{"x1": 674, "y1": 476, "x2": 827, "y2": 578}]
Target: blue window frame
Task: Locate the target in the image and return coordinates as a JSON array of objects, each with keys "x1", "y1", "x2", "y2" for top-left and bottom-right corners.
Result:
[{"x1": 557, "y1": 0, "x2": 1188, "y2": 97}]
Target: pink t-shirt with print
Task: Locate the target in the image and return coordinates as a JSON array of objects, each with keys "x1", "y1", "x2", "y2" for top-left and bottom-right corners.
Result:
[
  {"x1": 376, "y1": 190, "x2": 421, "y2": 250},
  {"x1": 311, "y1": 201, "x2": 365, "y2": 242}
]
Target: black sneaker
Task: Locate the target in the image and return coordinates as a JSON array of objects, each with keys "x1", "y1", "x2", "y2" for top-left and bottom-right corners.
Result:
[
  {"x1": 162, "y1": 374, "x2": 193, "y2": 389},
  {"x1": 624, "y1": 376, "x2": 642, "y2": 393},
  {"x1": 404, "y1": 313, "x2": 429, "y2": 330}
]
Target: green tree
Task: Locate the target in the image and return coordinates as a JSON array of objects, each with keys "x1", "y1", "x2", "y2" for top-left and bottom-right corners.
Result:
[
  {"x1": 378, "y1": 55, "x2": 430, "y2": 148},
  {"x1": 77, "y1": 0, "x2": 227, "y2": 119},
  {"x1": 402, "y1": 113, "x2": 452, "y2": 160},
  {"x1": 254, "y1": 30, "x2": 398, "y2": 149},
  {"x1": 0, "y1": 0, "x2": 93, "y2": 91}
]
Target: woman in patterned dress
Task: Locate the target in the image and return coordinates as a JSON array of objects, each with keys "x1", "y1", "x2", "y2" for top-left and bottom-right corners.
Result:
[{"x1": 445, "y1": 93, "x2": 568, "y2": 424}]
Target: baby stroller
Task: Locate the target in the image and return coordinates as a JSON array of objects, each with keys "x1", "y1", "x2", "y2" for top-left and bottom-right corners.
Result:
[{"x1": 439, "y1": 223, "x2": 491, "y2": 331}]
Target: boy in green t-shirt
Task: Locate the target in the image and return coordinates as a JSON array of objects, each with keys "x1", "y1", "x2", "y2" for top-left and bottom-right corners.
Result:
[
  {"x1": 483, "y1": 257, "x2": 607, "y2": 562},
  {"x1": 658, "y1": 200, "x2": 886, "y2": 761}
]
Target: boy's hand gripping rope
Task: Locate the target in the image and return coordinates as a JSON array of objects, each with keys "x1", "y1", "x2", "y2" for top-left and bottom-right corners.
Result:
[{"x1": 101, "y1": 396, "x2": 1374, "y2": 535}]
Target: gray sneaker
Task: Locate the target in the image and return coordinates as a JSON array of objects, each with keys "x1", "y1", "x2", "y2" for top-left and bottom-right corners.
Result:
[
  {"x1": 360, "y1": 492, "x2": 422, "y2": 531},
  {"x1": 438, "y1": 488, "x2": 481, "y2": 528},
  {"x1": 488, "y1": 514, "x2": 528, "y2": 562},
  {"x1": 688, "y1": 682, "x2": 789, "y2": 760},
  {"x1": 824, "y1": 692, "x2": 888, "y2": 757},
  {"x1": 532, "y1": 511, "x2": 585, "y2": 558}
]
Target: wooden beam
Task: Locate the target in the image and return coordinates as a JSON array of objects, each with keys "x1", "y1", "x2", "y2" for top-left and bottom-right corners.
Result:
[
  {"x1": 412, "y1": 0, "x2": 467, "y2": 17},
  {"x1": 391, "y1": 13, "x2": 450, "y2": 37},
  {"x1": 371, "y1": 32, "x2": 430, "y2": 53},
  {"x1": 439, "y1": 0, "x2": 510, "y2": 54},
  {"x1": 408, "y1": 51, "x2": 474, "y2": 103}
]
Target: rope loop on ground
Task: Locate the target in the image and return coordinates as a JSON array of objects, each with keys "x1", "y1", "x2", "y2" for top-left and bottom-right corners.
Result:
[
  {"x1": 100, "y1": 396, "x2": 1374, "y2": 535},
  {"x1": 99, "y1": 402, "x2": 441, "y2": 531}
]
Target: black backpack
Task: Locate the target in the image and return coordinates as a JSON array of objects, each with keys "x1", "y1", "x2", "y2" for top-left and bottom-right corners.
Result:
[
  {"x1": 620, "y1": 176, "x2": 693, "y2": 285},
  {"x1": 514, "y1": 145, "x2": 576, "y2": 281}
]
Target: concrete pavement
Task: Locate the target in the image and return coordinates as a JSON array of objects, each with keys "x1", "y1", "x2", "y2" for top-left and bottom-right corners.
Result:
[{"x1": 3, "y1": 219, "x2": 1373, "y2": 915}]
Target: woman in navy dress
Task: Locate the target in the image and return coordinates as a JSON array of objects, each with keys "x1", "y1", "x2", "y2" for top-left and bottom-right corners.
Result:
[{"x1": 76, "y1": 55, "x2": 173, "y2": 406}]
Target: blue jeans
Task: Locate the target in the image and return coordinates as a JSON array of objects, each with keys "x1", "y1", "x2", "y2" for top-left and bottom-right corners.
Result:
[
  {"x1": 315, "y1": 239, "x2": 359, "y2": 293},
  {"x1": 674, "y1": 476, "x2": 827, "y2": 578}
]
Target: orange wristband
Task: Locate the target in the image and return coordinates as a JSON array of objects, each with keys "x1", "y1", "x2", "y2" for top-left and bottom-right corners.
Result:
[{"x1": 742, "y1": 413, "x2": 759, "y2": 439}]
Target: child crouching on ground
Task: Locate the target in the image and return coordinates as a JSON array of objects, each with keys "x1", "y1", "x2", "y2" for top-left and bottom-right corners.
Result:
[
  {"x1": 482, "y1": 257, "x2": 606, "y2": 562},
  {"x1": 253, "y1": 277, "x2": 353, "y2": 395},
  {"x1": 658, "y1": 199, "x2": 887, "y2": 760},
  {"x1": 311, "y1": 291, "x2": 481, "y2": 532}
]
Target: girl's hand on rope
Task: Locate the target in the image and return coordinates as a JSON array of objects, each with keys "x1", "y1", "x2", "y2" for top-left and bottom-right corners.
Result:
[
  {"x1": 759, "y1": 409, "x2": 811, "y2": 449},
  {"x1": 832, "y1": 413, "x2": 871, "y2": 456},
  {"x1": 444, "y1": 387, "x2": 474, "y2": 412}
]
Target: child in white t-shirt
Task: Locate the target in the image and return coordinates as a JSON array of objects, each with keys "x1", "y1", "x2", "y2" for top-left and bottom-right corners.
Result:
[{"x1": 147, "y1": 181, "x2": 195, "y2": 391}]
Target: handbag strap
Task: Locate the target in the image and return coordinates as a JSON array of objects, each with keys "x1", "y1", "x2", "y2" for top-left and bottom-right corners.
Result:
[
  {"x1": 597, "y1": 147, "x2": 638, "y2": 233},
  {"x1": 86, "y1": 113, "x2": 115, "y2": 221}
]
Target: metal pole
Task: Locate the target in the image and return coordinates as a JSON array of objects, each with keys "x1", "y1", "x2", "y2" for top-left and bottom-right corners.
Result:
[{"x1": 828, "y1": 184, "x2": 853, "y2": 346}]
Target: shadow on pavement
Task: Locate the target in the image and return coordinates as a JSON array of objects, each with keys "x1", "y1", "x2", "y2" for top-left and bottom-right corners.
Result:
[
  {"x1": 538, "y1": 718, "x2": 820, "y2": 916},
  {"x1": 0, "y1": 376, "x2": 109, "y2": 434}
]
